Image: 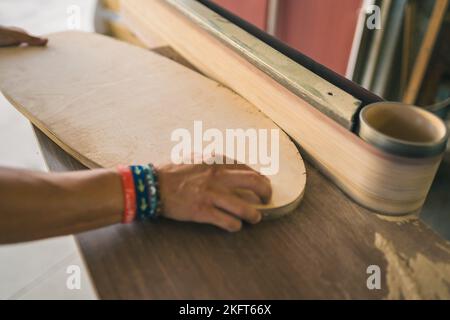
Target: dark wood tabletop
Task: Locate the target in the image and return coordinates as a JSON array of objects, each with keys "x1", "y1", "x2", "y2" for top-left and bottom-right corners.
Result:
[{"x1": 34, "y1": 123, "x2": 450, "y2": 299}]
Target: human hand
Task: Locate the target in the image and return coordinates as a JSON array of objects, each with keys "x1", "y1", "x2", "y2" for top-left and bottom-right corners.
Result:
[
  {"x1": 0, "y1": 26, "x2": 48, "y2": 47},
  {"x1": 157, "y1": 160, "x2": 272, "y2": 232}
]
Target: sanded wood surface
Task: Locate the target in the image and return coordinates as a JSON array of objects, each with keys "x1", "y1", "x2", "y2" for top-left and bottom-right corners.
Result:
[
  {"x1": 0, "y1": 31, "x2": 305, "y2": 217},
  {"x1": 34, "y1": 127, "x2": 450, "y2": 299},
  {"x1": 122, "y1": 0, "x2": 446, "y2": 215}
]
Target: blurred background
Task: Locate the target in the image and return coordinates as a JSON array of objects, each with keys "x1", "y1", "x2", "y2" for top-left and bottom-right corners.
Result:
[{"x1": 214, "y1": 0, "x2": 450, "y2": 107}]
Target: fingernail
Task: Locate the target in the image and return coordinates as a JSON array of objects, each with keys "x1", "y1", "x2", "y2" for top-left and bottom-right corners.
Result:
[{"x1": 253, "y1": 212, "x2": 262, "y2": 224}]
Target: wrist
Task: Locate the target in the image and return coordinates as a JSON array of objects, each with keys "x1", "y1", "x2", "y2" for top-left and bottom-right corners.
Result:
[{"x1": 117, "y1": 164, "x2": 162, "y2": 224}]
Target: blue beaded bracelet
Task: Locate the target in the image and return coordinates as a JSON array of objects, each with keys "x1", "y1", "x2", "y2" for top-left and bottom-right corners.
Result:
[
  {"x1": 147, "y1": 163, "x2": 162, "y2": 218},
  {"x1": 130, "y1": 165, "x2": 150, "y2": 220},
  {"x1": 129, "y1": 164, "x2": 161, "y2": 220}
]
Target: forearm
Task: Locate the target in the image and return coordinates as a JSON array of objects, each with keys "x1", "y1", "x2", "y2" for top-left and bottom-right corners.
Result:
[{"x1": 0, "y1": 167, "x2": 123, "y2": 244}]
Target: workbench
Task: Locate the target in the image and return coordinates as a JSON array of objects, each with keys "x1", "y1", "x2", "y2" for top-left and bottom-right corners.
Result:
[{"x1": 31, "y1": 42, "x2": 450, "y2": 298}]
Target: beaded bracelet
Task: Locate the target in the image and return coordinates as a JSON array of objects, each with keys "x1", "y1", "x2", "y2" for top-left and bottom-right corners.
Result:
[
  {"x1": 118, "y1": 164, "x2": 161, "y2": 223},
  {"x1": 147, "y1": 163, "x2": 162, "y2": 218},
  {"x1": 130, "y1": 165, "x2": 151, "y2": 220}
]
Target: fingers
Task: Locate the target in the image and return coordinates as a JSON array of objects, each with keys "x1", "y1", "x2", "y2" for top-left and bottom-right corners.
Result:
[
  {"x1": 14, "y1": 31, "x2": 48, "y2": 46},
  {"x1": 197, "y1": 207, "x2": 242, "y2": 232},
  {"x1": 218, "y1": 170, "x2": 272, "y2": 204},
  {"x1": 157, "y1": 156, "x2": 269, "y2": 233},
  {"x1": 25, "y1": 35, "x2": 48, "y2": 46},
  {"x1": 210, "y1": 189, "x2": 262, "y2": 224},
  {"x1": 3, "y1": 28, "x2": 48, "y2": 47}
]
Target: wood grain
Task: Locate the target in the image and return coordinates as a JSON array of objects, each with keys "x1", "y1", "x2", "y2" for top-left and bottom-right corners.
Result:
[
  {"x1": 122, "y1": 0, "x2": 446, "y2": 215},
  {"x1": 0, "y1": 31, "x2": 305, "y2": 218}
]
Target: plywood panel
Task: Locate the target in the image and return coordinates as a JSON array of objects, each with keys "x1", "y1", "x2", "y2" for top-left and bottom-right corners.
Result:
[{"x1": 0, "y1": 31, "x2": 306, "y2": 218}]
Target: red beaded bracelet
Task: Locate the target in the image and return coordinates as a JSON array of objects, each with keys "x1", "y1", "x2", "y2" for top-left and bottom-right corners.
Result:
[{"x1": 117, "y1": 165, "x2": 137, "y2": 224}]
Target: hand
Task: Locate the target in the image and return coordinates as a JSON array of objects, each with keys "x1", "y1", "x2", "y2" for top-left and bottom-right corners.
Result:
[
  {"x1": 0, "y1": 26, "x2": 48, "y2": 47},
  {"x1": 157, "y1": 160, "x2": 272, "y2": 232}
]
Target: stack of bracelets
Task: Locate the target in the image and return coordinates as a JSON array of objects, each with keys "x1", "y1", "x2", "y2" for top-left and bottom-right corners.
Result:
[{"x1": 117, "y1": 164, "x2": 162, "y2": 223}]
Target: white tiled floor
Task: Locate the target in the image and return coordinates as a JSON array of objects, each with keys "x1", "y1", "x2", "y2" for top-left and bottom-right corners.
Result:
[
  {"x1": 0, "y1": 0, "x2": 99, "y2": 300},
  {"x1": 0, "y1": 235, "x2": 97, "y2": 300}
]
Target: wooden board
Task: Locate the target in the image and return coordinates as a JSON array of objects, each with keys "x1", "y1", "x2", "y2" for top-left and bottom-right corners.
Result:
[
  {"x1": 122, "y1": 0, "x2": 446, "y2": 215},
  {"x1": 0, "y1": 31, "x2": 306, "y2": 218},
  {"x1": 33, "y1": 127, "x2": 450, "y2": 299}
]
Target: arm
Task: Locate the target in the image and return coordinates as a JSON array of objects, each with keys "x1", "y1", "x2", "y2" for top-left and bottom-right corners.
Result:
[
  {"x1": 0, "y1": 167, "x2": 122, "y2": 243},
  {"x1": 0, "y1": 163, "x2": 271, "y2": 244}
]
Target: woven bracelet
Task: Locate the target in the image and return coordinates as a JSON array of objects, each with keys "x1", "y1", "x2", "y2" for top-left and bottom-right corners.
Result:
[{"x1": 130, "y1": 165, "x2": 152, "y2": 220}]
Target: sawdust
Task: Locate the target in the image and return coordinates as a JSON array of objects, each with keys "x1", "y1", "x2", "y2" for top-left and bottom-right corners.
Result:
[
  {"x1": 375, "y1": 211, "x2": 419, "y2": 226},
  {"x1": 375, "y1": 233, "x2": 450, "y2": 299}
]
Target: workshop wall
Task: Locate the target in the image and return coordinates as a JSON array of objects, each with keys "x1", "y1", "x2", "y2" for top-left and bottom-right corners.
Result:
[
  {"x1": 212, "y1": 0, "x2": 269, "y2": 30},
  {"x1": 212, "y1": 0, "x2": 362, "y2": 76}
]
